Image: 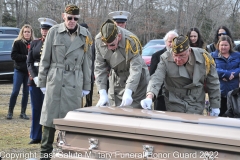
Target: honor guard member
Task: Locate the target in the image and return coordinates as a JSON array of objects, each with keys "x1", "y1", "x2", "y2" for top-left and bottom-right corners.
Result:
[
  {"x1": 38, "y1": 4, "x2": 92, "y2": 160},
  {"x1": 108, "y1": 11, "x2": 131, "y2": 28},
  {"x1": 141, "y1": 35, "x2": 221, "y2": 116},
  {"x1": 95, "y1": 19, "x2": 150, "y2": 108},
  {"x1": 27, "y1": 18, "x2": 57, "y2": 144}
]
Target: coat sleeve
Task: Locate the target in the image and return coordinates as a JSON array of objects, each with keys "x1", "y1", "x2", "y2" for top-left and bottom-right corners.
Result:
[
  {"x1": 149, "y1": 53, "x2": 158, "y2": 76},
  {"x1": 38, "y1": 29, "x2": 54, "y2": 87},
  {"x1": 27, "y1": 41, "x2": 38, "y2": 78},
  {"x1": 82, "y1": 32, "x2": 92, "y2": 91},
  {"x1": 147, "y1": 55, "x2": 167, "y2": 97},
  {"x1": 205, "y1": 56, "x2": 221, "y2": 109},
  {"x1": 94, "y1": 40, "x2": 110, "y2": 91},
  {"x1": 125, "y1": 54, "x2": 145, "y2": 92},
  {"x1": 11, "y1": 41, "x2": 27, "y2": 61}
]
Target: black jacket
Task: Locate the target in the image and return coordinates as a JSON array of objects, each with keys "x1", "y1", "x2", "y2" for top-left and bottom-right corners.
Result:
[
  {"x1": 149, "y1": 47, "x2": 167, "y2": 75},
  {"x1": 223, "y1": 88, "x2": 240, "y2": 118},
  {"x1": 11, "y1": 39, "x2": 31, "y2": 73},
  {"x1": 27, "y1": 38, "x2": 43, "y2": 86}
]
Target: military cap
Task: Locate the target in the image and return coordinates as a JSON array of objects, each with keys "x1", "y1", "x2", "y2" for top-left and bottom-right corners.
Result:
[
  {"x1": 101, "y1": 19, "x2": 118, "y2": 43},
  {"x1": 108, "y1": 11, "x2": 131, "y2": 23},
  {"x1": 38, "y1": 18, "x2": 57, "y2": 29},
  {"x1": 64, "y1": 4, "x2": 79, "y2": 15},
  {"x1": 172, "y1": 35, "x2": 190, "y2": 53}
]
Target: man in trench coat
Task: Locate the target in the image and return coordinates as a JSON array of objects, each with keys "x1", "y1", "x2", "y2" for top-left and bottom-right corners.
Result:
[
  {"x1": 94, "y1": 19, "x2": 150, "y2": 108},
  {"x1": 37, "y1": 4, "x2": 92, "y2": 160},
  {"x1": 141, "y1": 35, "x2": 221, "y2": 115}
]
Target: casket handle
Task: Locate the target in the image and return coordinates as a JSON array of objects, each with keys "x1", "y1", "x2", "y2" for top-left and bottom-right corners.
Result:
[
  {"x1": 143, "y1": 144, "x2": 154, "y2": 159},
  {"x1": 88, "y1": 138, "x2": 99, "y2": 150}
]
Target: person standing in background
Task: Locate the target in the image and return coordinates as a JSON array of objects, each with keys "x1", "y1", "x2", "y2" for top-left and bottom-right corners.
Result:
[
  {"x1": 38, "y1": 4, "x2": 92, "y2": 159},
  {"x1": 6, "y1": 24, "x2": 35, "y2": 120},
  {"x1": 27, "y1": 18, "x2": 57, "y2": 144},
  {"x1": 186, "y1": 27, "x2": 206, "y2": 49},
  {"x1": 108, "y1": 11, "x2": 131, "y2": 29},
  {"x1": 149, "y1": 30, "x2": 178, "y2": 111}
]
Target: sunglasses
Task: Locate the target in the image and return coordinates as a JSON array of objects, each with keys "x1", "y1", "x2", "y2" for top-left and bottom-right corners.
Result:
[
  {"x1": 218, "y1": 32, "x2": 227, "y2": 36},
  {"x1": 67, "y1": 16, "x2": 79, "y2": 21}
]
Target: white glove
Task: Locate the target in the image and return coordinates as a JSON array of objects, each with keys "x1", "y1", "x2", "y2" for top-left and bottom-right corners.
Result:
[
  {"x1": 141, "y1": 98, "x2": 152, "y2": 110},
  {"x1": 82, "y1": 90, "x2": 90, "y2": 97},
  {"x1": 33, "y1": 77, "x2": 38, "y2": 86},
  {"x1": 120, "y1": 89, "x2": 133, "y2": 106},
  {"x1": 96, "y1": 89, "x2": 109, "y2": 107},
  {"x1": 40, "y1": 88, "x2": 46, "y2": 94},
  {"x1": 210, "y1": 108, "x2": 220, "y2": 116}
]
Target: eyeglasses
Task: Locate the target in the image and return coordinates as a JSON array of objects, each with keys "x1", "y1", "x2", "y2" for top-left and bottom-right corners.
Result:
[
  {"x1": 218, "y1": 32, "x2": 227, "y2": 36},
  {"x1": 67, "y1": 16, "x2": 79, "y2": 21}
]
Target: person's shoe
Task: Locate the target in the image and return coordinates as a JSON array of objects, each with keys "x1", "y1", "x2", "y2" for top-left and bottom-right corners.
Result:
[
  {"x1": 29, "y1": 139, "x2": 41, "y2": 144},
  {"x1": 19, "y1": 113, "x2": 29, "y2": 120},
  {"x1": 6, "y1": 113, "x2": 13, "y2": 120}
]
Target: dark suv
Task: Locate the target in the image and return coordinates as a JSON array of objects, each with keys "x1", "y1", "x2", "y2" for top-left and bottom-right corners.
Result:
[
  {"x1": 0, "y1": 34, "x2": 18, "y2": 80},
  {"x1": 0, "y1": 27, "x2": 20, "y2": 35}
]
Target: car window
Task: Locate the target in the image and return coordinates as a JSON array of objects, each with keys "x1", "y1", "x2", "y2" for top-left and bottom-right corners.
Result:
[
  {"x1": 144, "y1": 39, "x2": 165, "y2": 48},
  {"x1": 5, "y1": 30, "x2": 19, "y2": 34},
  {"x1": 0, "y1": 39, "x2": 14, "y2": 52},
  {"x1": 142, "y1": 46, "x2": 164, "y2": 56}
]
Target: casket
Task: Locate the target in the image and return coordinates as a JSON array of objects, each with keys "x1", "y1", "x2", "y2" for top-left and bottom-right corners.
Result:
[{"x1": 53, "y1": 107, "x2": 240, "y2": 160}]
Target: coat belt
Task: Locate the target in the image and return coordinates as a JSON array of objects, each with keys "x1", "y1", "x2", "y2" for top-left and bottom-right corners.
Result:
[
  {"x1": 164, "y1": 83, "x2": 198, "y2": 96},
  {"x1": 50, "y1": 63, "x2": 82, "y2": 71}
]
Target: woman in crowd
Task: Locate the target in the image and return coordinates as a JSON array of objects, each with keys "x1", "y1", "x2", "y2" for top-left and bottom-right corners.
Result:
[
  {"x1": 210, "y1": 35, "x2": 240, "y2": 116},
  {"x1": 186, "y1": 27, "x2": 206, "y2": 49},
  {"x1": 6, "y1": 24, "x2": 35, "y2": 120},
  {"x1": 207, "y1": 26, "x2": 234, "y2": 53},
  {"x1": 27, "y1": 18, "x2": 57, "y2": 144}
]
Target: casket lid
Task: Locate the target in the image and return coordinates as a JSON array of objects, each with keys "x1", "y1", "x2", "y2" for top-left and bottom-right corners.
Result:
[{"x1": 54, "y1": 107, "x2": 240, "y2": 150}]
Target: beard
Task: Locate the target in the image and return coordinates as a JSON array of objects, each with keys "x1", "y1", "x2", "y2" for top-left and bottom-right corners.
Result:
[{"x1": 166, "y1": 46, "x2": 171, "y2": 51}]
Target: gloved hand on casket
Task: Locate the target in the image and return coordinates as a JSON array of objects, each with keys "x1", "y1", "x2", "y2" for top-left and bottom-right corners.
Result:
[
  {"x1": 210, "y1": 108, "x2": 220, "y2": 116},
  {"x1": 96, "y1": 89, "x2": 109, "y2": 107},
  {"x1": 82, "y1": 90, "x2": 90, "y2": 97},
  {"x1": 141, "y1": 98, "x2": 152, "y2": 110},
  {"x1": 40, "y1": 87, "x2": 46, "y2": 94},
  {"x1": 33, "y1": 77, "x2": 38, "y2": 86},
  {"x1": 120, "y1": 89, "x2": 133, "y2": 106}
]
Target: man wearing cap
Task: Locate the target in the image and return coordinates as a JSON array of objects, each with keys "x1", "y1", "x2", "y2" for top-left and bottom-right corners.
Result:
[
  {"x1": 95, "y1": 19, "x2": 150, "y2": 108},
  {"x1": 38, "y1": 4, "x2": 92, "y2": 160},
  {"x1": 109, "y1": 11, "x2": 131, "y2": 28},
  {"x1": 27, "y1": 17, "x2": 57, "y2": 145},
  {"x1": 141, "y1": 35, "x2": 221, "y2": 116}
]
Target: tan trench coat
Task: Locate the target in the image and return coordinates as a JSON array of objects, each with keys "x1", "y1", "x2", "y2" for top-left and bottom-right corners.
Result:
[
  {"x1": 94, "y1": 27, "x2": 150, "y2": 108},
  {"x1": 148, "y1": 47, "x2": 220, "y2": 114},
  {"x1": 38, "y1": 23, "x2": 92, "y2": 127}
]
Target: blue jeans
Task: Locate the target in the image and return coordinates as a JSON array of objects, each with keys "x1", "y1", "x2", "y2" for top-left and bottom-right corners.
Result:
[{"x1": 9, "y1": 69, "x2": 29, "y2": 112}]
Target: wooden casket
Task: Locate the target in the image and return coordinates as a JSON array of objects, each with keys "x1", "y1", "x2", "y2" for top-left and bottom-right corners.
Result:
[{"x1": 53, "y1": 107, "x2": 240, "y2": 160}]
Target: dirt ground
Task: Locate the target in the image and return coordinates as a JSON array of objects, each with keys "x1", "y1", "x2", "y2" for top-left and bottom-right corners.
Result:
[{"x1": 0, "y1": 80, "x2": 99, "y2": 160}]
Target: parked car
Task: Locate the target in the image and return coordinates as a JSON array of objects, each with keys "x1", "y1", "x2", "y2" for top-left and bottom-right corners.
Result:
[
  {"x1": 143, "y1": 39, "x2": 165, "y2": 49},
  {"x1": 234, "y1": 40, "x2": 240, "y2": 46},
  {"x1": 142, "y1": 44, "x2": 165, "y2": 69},
  {"x1": 0, "y1": 34, "x2": 18, "y2": 80},
  {"x1": 0, "y1": 27, "x2": 20, "y2": 35}
]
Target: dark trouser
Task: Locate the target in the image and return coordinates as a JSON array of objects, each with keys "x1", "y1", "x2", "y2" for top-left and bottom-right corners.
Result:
[
  {"x1": 154, "y1": 95, "x2": 166, "y2": 111},
  {"x1": 84, "y1": 82, "x2": 94, "y2": 107},
  {"x1": 29, "y1": 86, "x2": 44, "y2": 140},
  {"x1": 41, "y1": 126, "x2": 56, "y2": 159},
  {"x1": 219, "y1": 96, "x2": 227, "y2": 117}
]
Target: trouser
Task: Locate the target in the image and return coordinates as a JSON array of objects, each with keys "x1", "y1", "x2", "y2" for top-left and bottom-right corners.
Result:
[
  {"x1": 29, "y1": 86, "x2": 44, "y2": 140},
  {"x1": 41, "y1": 126, "x2": 56, "y2": 159},
  {"x1": 9, "y1": 69, "x2": 29, "y2": 113},
  {"x1": 219, "y1": 96, "x2": 227, "y2": 117},
  {"x1": 84, "y1": 82, "x2": 94, "y2": 107},
  {"x1": 154, "y1": 95, "x2": 166, "y2": 111}
]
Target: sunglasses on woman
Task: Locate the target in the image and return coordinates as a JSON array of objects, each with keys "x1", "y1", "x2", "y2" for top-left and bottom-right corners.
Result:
[
  {"x1": 67, "y1": 16, "x2": 79, "y2": 21},
  {"x1": 218, "y1": 32, "x2": 227, "y2": 36}
]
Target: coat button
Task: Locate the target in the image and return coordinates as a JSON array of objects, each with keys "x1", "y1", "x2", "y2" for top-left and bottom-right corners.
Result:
[
  {"x1": 73, "y1": 85, "x2": 75, "y2": 88},
  {"x1": 195, "y1": 108, "x2": 197, "y2": 110},
  {"x1": 62, "y1": 84, "x2": 65, "y2": 87},
  {"x1": 64, "y1": 71, "x2": 66, "y2": 74},
  {"x1": 193, "y1": 97, "x2": 196, "y2": 100},
  {"x1": 64, "y1": 57, "x2": 67, "y2": 60}
]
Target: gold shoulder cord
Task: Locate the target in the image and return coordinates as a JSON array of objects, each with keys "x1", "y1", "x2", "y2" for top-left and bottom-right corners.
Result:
[
  {"x1": 203, "y1": 51, "x2": 215, "y2": 75},
  {"x1": 125, "y1": 35, "x2": 142, "y2": 55},
  {"x1": 84, "y1": 36, "x2": 93, "y2": 53}
]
